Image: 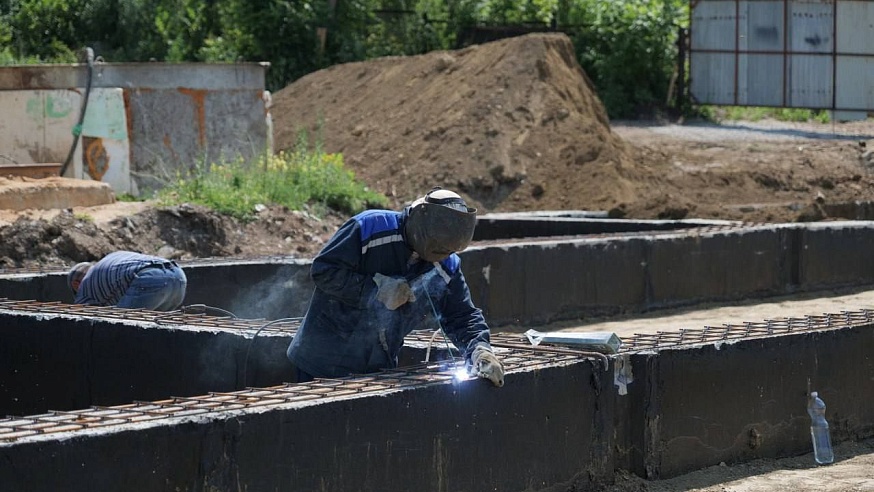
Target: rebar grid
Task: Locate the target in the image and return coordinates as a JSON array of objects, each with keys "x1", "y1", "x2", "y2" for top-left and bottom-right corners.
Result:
[
  {"x1": 616, "y1": 310, "x2": 874, "y2": 352},
  {"x1": 473, "y1": 222, "x2": 756, "y2": 247},
  {"x1": 3, "y1": 300, "x2": 873, "y2": 442},
  {"x1": 608, "y1": 222, "x2": 758, "y2": 239},
  {"x1": 0, "y1": 255, "x2": 308, "y2": 276},
  {"x1": 4, "y1": 299, "x2": 872, "y2": 353},
  {"x1": 0, "y1": 348, "x2": 575, "y2": 442},
  {"x1": 0, "y1": 298, "x2": 300, "y2": 334}
]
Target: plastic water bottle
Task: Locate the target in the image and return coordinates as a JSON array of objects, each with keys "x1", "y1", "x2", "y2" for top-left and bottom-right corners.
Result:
[{"x1": 807, "y1": 391, "x2": 834, "y2": 465}]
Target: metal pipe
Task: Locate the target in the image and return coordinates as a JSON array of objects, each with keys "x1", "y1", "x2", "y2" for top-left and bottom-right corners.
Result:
[{"x1": 490, "y1": 341, "x2": 609, "y2": 370}]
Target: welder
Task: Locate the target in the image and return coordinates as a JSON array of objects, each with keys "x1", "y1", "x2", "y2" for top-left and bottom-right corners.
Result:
[
  {"x1": 68, "y1": 251, "x2": 187, "y2": 311},
  {"x1": 286, "y1": 187, "x2": 505, "y2": 387}
]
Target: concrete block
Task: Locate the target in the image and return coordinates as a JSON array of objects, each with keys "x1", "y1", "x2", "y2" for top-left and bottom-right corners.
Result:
[{"x1": 0, "y1": 176, "x2": 114, "y2": 211}]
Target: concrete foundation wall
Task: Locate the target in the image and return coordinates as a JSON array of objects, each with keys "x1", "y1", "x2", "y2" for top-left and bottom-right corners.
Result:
[
  {"x1": 460, "y1": 224, "x2": 857, "y2": 326},
  {"x1": 471, "y1": 216, "x2": 722, "y2": 240},
  {"x1": 462, "y1": 237, "x2": 650, "y2": 324},
  {"x1": 181, "y1": 260, "x2": 313, "y2": 319},
  {"x1": 0, "y1": 363, "x2": 608, "y2": 492},
  {"x1": 618, "y1": 325, "x2": 874, "y2": 479},
  {"x1": 0, "y1": 312, "x2": 294, "y2": 416},
  {"x1": 799, "y1": 222, "x2": 874, "y2": 287},
  {"x1": 646, "y1": 228, "x2": 786, "y2": 305},
  {"x1": 2, "y1": 321, "x2": 873, "y2": 491},
  {"x1": 3, "y1": 222, "x2": 874, "y2": 327}
]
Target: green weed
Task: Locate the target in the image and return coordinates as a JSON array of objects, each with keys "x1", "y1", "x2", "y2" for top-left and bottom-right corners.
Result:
[
  {"x1": 116, "y1": 193, "x2": 143, "y2": 202},
  {"x1": 156, "y1": 146, "x2": 387, "y2": 221},
  {"x1": 699, "y1": 106, "x2": 831, "y2": 124}
]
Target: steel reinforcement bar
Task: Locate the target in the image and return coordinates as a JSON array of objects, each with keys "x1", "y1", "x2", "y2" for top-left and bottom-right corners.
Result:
[{"x1": 2, "y1": 298, "x2": 872, "y2": 443}]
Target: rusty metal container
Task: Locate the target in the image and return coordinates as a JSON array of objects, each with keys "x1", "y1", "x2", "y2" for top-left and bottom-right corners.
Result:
[{"x1": 0, "y1": 62, "x2": 272, "y2": 196}]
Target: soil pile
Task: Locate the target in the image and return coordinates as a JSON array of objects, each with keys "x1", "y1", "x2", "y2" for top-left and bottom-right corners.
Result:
[
  {"x1": 0, "y1": 204, "x2": 344, "y2": 269},
  {"x1": 273, "y1": 33, "x2": 667, "y2": 215},
  {"x1": 3, "y1": 33, "x2": 874, "y2": 269},
  {"x1": 273, "y1": 33, "x2": 874, "y2": 221}
]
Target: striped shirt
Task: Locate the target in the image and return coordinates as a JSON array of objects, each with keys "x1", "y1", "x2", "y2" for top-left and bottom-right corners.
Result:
[{"x1": 74, "y1": 251, "x2": 172, "y2": 306}]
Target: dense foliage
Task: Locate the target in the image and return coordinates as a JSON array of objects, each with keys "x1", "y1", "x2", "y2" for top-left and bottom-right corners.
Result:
[{"x1": 0, "y1": 0, "x2": 688, "y2": 118}]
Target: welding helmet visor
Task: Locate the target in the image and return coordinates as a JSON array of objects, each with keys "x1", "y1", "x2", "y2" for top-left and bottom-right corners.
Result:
[{"x1": 406, "y1": 188, "x2": 477, "y2": 263}]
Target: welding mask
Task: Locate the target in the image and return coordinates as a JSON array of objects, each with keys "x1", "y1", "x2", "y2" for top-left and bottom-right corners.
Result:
[{"x1": 405, "y1": 188, "x2": 477, "y2": 263}]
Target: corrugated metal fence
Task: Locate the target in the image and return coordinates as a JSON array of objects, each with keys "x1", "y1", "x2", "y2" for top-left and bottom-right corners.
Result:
[{"x1": 690, "y1": 0, "x2": 874, "y2": 113}]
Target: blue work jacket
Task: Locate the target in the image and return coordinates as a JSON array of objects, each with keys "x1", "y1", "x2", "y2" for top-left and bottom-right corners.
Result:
[{"x1": 286, "y1": 208, "x2": 492, "y2": 378}]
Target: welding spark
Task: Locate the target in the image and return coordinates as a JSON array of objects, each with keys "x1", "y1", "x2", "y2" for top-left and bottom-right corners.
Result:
[{"x1": 452, "y1": 366, "x2": 471, "y2": 382}]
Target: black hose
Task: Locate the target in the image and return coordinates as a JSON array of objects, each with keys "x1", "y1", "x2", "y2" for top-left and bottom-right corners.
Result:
[
  {"x1": 180, "y1": 303, "x2": 238, "y2": 318},
  {"x1": 241, "y1": 317, "x2": 303, "y2": 389},
  {"x1": 59, "y1": 47, "x2": 95, "y2": 178}
]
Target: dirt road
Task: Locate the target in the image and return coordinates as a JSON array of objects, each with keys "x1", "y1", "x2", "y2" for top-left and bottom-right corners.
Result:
[{"x1": 611, "y1": 436, "x2": 874, "y2": 491}]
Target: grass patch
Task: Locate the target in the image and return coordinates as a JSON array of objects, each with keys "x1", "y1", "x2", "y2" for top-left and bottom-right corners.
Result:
[
  {"x1": 156, "y1": 143, "x2": 387, "y2": 220},
  {"x1": 698, "y1": 106, "x2": 831, "y2": 123},
  {"x1": 116, "y1": 193, "x2": 144, "y2": 202}
]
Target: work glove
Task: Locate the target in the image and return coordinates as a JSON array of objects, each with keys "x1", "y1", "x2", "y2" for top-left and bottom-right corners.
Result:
[
  {"x1": 470, "y1": 346, "x2": 505, "y2": 387},
  {"x1": 373, "y1": 273, "x2": 416, "y2": 310}
]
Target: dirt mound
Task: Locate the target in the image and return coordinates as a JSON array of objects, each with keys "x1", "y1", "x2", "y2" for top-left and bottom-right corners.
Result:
[
  {"x1": 273, "y1": 33, "x2": 667, "y2": 214},
  {"x1": 0, "y1": 204, "x2": 344, "y2": 270},
  {"x1": 4, "y1": 33, "x2": 874, "y2": 271},
  {"x1": 273, "y1": 33, "x2": 874, "y2": 221}
]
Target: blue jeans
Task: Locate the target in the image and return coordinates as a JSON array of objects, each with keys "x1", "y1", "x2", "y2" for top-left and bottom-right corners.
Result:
[
  {"x1": 116, "y1": 264, "x2": 187, "y2": 311},
  {"x1": 296, "y1": 369, "x2": 314, "y2": 383}
]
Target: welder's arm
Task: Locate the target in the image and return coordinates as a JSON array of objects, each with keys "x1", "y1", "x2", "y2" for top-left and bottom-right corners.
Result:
[
  {"x1": 439, "y1": 269, "x2": 504, "y2": 386},
  {"x1": 309, "y1": 220, "x2": 376, "y2": 309},
  {"x1": 470, "y1": 346, "x2": 505, "y2": 387},
  {"x1": 373, "y1": 273, "x2": 416, "y2": 310}
]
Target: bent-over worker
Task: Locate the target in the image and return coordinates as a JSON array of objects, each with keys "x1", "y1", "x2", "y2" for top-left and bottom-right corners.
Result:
[
  {"x1": 286, "y1": 187, "x2": 504, "y2": 386},
  {"x1": 68, "y1": 251, "x2": 187, "y2": 311}
]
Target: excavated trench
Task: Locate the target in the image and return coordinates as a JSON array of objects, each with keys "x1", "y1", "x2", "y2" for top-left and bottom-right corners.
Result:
[{"x1": 1, "y1": 214, "x2": 874, "y2": 491}]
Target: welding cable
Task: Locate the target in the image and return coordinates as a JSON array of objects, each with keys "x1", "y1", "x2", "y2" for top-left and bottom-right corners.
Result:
[
  {"x1": 241, "y1": 317, "x2": 303, "y2": 390},
  {"x1": 426, "y1": 328, "x2": 463, "y2": 364},
  {"x1": 60, "y1": 47, "x2": 95, "y2": 177},
  {"x1": 152, "y1": 304, "x2": 238, "y2": 326},
  {"x1": 179, "y1": 304, "x2": 238, "y2": 318},
  {"x1": 420, "y1": 284, "x2": 462, "y2": 364},
  {"x1": 423, "y1": 327, "x2": 444, "y2": 363}
]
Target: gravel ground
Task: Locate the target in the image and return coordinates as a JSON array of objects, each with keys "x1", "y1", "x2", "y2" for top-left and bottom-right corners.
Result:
[{"x1": 611, "y1": 118, "x2": 874, "y2": 142}]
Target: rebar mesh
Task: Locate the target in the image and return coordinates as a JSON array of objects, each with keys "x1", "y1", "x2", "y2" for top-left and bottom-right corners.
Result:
[{"x1": 2, "y1": 298, "x2": 872, "y2": 443}]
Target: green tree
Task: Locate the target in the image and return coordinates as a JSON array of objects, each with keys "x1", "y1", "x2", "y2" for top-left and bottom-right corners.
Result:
[
  {"x1": 568, "y1": 0, "x2": 686, "y2": 118},
  {"x1": 2, "y1": 0, "x2": 689, "y2": 117},
  {"x1": 9, "y1": 0, "x2": 82, "y2": 61},
  {"x1": 211, "y1": 0, "x2": 322, "y2": 90},
  {"x1": 154, "y1": 0, "x2": 219, "y2": 61}
]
